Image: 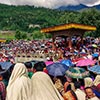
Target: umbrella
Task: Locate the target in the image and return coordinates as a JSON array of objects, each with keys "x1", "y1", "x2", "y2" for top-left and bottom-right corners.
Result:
[
  {"x1": 88, "y1": 65, "x2": 100, "y2": 74},
  {"x1": 47, "y1": 63, "x2": 69, "y2": 77},
  {"x1": 72, "y1": 58, "x2": 85, "y2": 64},
  {"x1": 60, "y1": 60, "x2": 73, "y2": 67},
  {"x1": 92, "y1": 53, "x2": 99, "y2": 58},
  {"x1": 65, "y1": 67, "x2": 90, "y2": 79},
  {"x1": 45, "y1": 61, "x2": 54, "y2": 66},
  {"x1": 0, "y1": 62, "x2": 12, "y2": 70},
  {"x1": 76, "y1": 59, "x2": 95, "y2": 67}
]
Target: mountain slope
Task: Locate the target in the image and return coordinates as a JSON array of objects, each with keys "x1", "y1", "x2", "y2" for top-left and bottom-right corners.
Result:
[{"x1": 58, "y1": 4, "x2": 100, "y2": 11}]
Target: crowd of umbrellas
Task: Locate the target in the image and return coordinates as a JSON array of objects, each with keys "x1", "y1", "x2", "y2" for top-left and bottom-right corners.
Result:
[
  {"x1": 45, "y1": 58, "x2": 98, "y2": 79},
  {"x1": 0, "y1": 36, "x2": 100, "y2": 80}
]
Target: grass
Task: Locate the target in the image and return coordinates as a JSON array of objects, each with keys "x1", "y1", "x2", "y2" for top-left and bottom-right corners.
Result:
[{"x1": 0, "y1": 33, "x2": 15, "y2": 40}]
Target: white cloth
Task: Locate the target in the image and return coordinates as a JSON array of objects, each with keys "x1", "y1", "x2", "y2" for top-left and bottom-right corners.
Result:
[
  {"x1": 93, "y1": 75, "x2": 100, "y2": 86},
  {"x1": 31, "y1": 72, "x2": 64, "y2": 100},
  {"x1": 84, "y1": 77, "x2": 93, "y2": 88},
  {"x1": 6, "y1": 63, "x2": 33, "y2": 100},
  {"x1": 75, "y1": 89, "x2": 86, "y2": 100}
]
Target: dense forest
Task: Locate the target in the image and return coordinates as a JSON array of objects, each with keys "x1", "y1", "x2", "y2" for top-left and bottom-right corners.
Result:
[{"x1": 0, "y1": 3, "x2": 100, "y2": 39}]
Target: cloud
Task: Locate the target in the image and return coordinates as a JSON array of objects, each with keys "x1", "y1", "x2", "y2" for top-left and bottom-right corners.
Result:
[
  {"x1": 0, "y1": 0, "x2": 11, "y2": 5},
  {"x1": 1, "y1": 0, "x2": 100, "y2": 8}
]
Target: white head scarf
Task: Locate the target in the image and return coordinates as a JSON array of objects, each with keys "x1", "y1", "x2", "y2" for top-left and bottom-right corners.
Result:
[
  {"x1": 84, "y1": 77, "x2": 93, "y2": 88},
  {"x1": 31, "y1": 72, "x2": 64, "y2": 100},
  {"x1": 93, "y1": 75, "x2": 100, "y2": 86},
  {"x1": 6, "y1": 63, "x2": 32, "y2": 100}
]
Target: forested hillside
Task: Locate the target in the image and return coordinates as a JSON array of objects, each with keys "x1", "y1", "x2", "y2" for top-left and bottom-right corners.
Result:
[{"x1": 0, "y1": 3, "x2": 100, "y2": 38}]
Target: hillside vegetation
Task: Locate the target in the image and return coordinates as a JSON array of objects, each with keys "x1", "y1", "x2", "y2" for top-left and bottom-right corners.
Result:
[{"x1": 0, "y1": 4, "x2": 100, "y2": 39}]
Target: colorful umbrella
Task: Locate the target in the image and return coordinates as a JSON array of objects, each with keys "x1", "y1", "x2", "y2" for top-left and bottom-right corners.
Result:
[
  {"x1": 60, "y1": 60, "x2": 73, "y2": 67},
  {"x1": 72, "y1": 58, "x2": 85, "y2": 64},
  {"x1": 45, "y1": 61, "x2": 54, "y2": 66},
  {"x1": 76, "y1": 59, "x2": 95, "y2": 67},
  {"x1": 88, "y1": 65, "x2": 100, "y2": 74},
  {"x1": 65, "y1": 67, "x2": 90, "y2": 79},
  {"x1": 47, "y1": 63, "x2": 69, "y2": 76},
  {"x1": 92, "y1": 53, "x2": 99, "y2": 58}
]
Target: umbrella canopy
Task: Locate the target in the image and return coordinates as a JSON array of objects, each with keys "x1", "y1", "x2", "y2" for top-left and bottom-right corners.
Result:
[
  {"x1": 72, "y1": 58, "x2": 85, "y2": 64},
  {"x1": 65, "y1": 67, "x2": 90, "y2": 79},
  {"x1": 76, "y1": 59, "x2": 95, "y2": 67},
  {"x1": 60, "y1": 60, "x2": 73, "y2": 67},
  {"x1": 0, "y1": 62, "x2": 12, "y2": 70},
  {"x1": 45, "y1": 61, "x2": 54, "y2": 66},
  {"x1": 88, "y1": 65, "x2": 100, "y2": 74},
  {"x1": 92, "y1": 53, "x2": 99, "y2": 58},
  {"x1": 47, "y1": 63, "x2": 69, "y2": 77}
]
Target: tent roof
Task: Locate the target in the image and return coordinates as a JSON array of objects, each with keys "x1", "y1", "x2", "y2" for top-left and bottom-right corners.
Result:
[
  {"x1": 41, "y1": 23, "x2": 96, "y2": 33},
  {"x1": 0, "y1": 39, "x2": 6, "y2": 42}
]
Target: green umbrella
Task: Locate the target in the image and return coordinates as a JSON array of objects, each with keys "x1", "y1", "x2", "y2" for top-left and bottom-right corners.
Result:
[{"x1": 65, "y1": 67, "x2": 90, "y2": 79}]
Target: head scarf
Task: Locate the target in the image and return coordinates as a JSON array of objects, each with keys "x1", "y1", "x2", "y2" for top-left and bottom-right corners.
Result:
[
  {"x1": 93, "y1": 75, "x2": 100, "y2": 86},
  {"x1": 84, "y1": 77, "x2": 93, "y2": 88},
  {"x1": 6, "y1": 63, "x2": 32, "y2": 100},
  {"x1": 31, "y1": 72, "x2": 63, "y2": 100}
]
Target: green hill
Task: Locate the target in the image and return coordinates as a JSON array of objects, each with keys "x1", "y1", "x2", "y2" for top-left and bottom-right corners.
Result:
[
  {"x1": 0, "y1": 4, "x2": 79, "y2": 31},
  {"x1": 0, "y1": 3, "x2": 100, "y2": 38}
]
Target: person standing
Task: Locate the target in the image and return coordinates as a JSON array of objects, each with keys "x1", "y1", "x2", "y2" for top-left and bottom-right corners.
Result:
[
  {"x1": 6, "y1": 63, "x2": 33, "y2": 100},
  {"x1": 31, "y1": 72, "x2": 64, "y2": 100}
]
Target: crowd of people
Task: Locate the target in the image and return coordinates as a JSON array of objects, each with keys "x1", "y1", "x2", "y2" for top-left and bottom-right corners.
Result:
[{"x1": 0, "y1": 36, "x2": 100, "y2": 100}]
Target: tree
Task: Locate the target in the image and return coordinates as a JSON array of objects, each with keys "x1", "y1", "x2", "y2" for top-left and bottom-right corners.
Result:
[
  {"x1": 15, "y1": 30, "x2": 27, "y2": 39},
  {"x1": 15, "y1": 30, "x2": 22, "y2": 39}
]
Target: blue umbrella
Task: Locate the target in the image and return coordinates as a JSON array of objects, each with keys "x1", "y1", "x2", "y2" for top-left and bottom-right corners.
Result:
[
  {"x1": 0, "y1": 62, "x2": 12, "y2": 70},
  {"x1": 47, "y1": 62, "x2": 69, "y2": 76},
  {"x1": 61, "y1": 59, "x2": 73, "y2": 67},
  {"x1": 88, "y1": 65, "x2": 100, "y2": 74},
  {"x1": 92, "y1": 53, "x2": 99, "y2": 58}
]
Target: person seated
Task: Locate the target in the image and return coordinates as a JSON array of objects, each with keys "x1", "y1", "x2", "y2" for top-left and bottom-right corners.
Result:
[{"x1": 85, "y1": 87, "x2": 99, "y2": 100}]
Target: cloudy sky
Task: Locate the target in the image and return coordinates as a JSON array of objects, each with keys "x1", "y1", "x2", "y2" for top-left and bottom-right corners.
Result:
[{"x1": 0, "y1": 0, "x2": 100, "y2": 8}]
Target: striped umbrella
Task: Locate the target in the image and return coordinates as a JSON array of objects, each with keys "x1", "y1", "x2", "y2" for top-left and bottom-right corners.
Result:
[{"x1": 65, "y1": 67, "x2": 90, "y2": 79}]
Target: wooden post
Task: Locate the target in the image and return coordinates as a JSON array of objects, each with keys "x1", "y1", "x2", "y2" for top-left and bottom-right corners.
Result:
[
  {"x1": 52, "y1": 35, "x2": 56, "y2": 50},
  {"x1": 68, "y1": 36, "x2": 72, "y2": 49}
]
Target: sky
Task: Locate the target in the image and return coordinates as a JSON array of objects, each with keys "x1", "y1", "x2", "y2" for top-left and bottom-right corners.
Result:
[{"x1": 0, "y1": 0, "x2": 100, "y2": 8}]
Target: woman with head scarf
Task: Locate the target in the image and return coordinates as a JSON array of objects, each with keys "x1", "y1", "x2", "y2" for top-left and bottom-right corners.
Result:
[
  {"x1": 6, "y1": 63, "x2": 33, "y2": 100},
  {"x1": 93, "y1": 75, "x2": 100, "y2": 86},
  {"x1": 31, "y1": 72, "x2": 64, "y2": 100},
  {"x1": 84, "y1": 77, "x2": 93, "y2": 88}
]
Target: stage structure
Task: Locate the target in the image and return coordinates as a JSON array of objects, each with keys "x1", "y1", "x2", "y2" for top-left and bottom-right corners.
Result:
[{"x1": 41, "y1": 23, "x2": 96, "y2": 49}]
